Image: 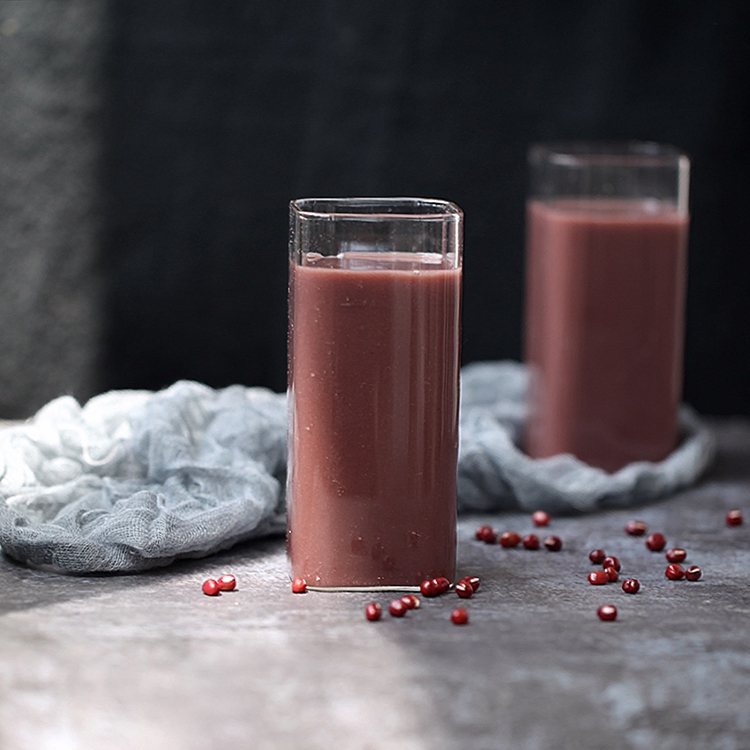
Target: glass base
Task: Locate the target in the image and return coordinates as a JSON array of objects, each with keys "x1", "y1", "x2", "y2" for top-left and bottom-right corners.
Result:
[{"x1": 305, "y1": 583, "x2": 422, "y2": 593}]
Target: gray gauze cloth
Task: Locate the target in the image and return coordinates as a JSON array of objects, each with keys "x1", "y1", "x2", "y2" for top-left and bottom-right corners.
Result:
[
  {"x1": 0, "y1": 382, "x2": 287, "y2": 573},
  {"x1": 0, "y1": 362, "x2": 716, "y2": 573},
  {"x1": 458, "y1": 361, "x2": 716, "y2": 514}
]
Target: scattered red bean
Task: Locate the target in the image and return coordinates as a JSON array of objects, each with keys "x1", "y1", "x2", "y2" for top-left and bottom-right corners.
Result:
[
  {"x1": 604, "y1": 566, "x2": 619, "y2": 582},
  {"x1": 624, "y1": 519, "x2": 648, "y2": 536},
  {"x1": 291, "y1": 577, "x2": 308, "y2": 593},
  {"x1": 588, "y1": 570, "x2": 609, "y2": 585},
  {"x1": 602, "y1": 556, "x2": 621, "y2": 572},
  {"x1": 201, "y1": 579, "x2": 220, "y2": 596},
  {"x1": 420, "y1": 578, "x2": 440, "y2": 597},
  {"x1": 365, "y1": 602, "x2": 382, "y2": 621},
  {"x1": 589, "y1": 549, "x2": 606, "y2": 564},
  {"x1": 460, "y1": 575, "x2": 481, "y2": 592},
  {"x1": 543, "y1": 535, "x2": 562, "y2": 551},
  {"x1": 522, "y1": 533, "x2": 540, "y2": 550},
  {"x1": 646, "y1": 532, "x2": 667, "y2": 552},
  {"x1": 389, "y1": 599, "x2": 408, "y2": 617},
  {"x1": 455, "y1": 580, "x2": 474, "y2": 598},
  {"x1": 665, "y1": 563, "x2": 685, "y2": 580},
  {"x1": 532, "y1": 510, "x2": 550, "y2": 527},
  {"x1": 475, "y1": 525, "x2": 498, "y2": 543},
  {"x1": 726, "y1": 509, "x2": 743, "y2": 526},
  {"x1": 499, "y1": 531, "x2": 521, "y2": 548},
  {"x1": 400, "y1": 594, "x2": 420, "y2": 610},
  {"x1": 216, "y1": 574, "x2": 237, "y2": 592},
  {"x1": 597, "y1": 604, "x2": 618, "y2": 621},
  {"x1": 621, "y1": 577, "x2": 640, "y2": 594},
  {"x1": 685, "y1": 565, "x2": 703, "y2": 581},
  {"x1": 450, "y1": 607, "x2": 469, "y2": 625},
  {"x1": 665, "y1": 548, "x2": 687, "y2": 563},
  {"x1": 434, "y1": 576, "x2": 451, "y2": 594}
]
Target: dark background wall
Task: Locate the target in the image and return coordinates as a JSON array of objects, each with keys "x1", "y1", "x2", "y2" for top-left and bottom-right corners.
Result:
[{"x1": 2, "y1": 1, "x2": 749, "y2": 417}]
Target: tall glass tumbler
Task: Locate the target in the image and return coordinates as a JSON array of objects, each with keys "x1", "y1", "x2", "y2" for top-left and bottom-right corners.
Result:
[
  {"x1": 524, "y1": 142, "x2": 690, "y2": 473},
  {"x1": 287, "y1": 198, "x2": 463, "y2": 590}
]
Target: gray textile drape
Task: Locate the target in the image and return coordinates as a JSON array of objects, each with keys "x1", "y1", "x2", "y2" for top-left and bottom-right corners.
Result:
[{"x1": 0, "y1": 363, "x2": 715, "y2": 573}]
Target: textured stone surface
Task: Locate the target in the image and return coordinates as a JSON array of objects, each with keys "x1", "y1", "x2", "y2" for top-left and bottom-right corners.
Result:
[{"x1": 0, "y1": 418, "x2": 749, "y2": 749}]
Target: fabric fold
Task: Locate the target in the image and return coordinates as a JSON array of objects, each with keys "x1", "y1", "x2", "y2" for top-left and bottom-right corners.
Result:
[{"x1": 0, "y1": 363, "x2": 716, "y2": 573}]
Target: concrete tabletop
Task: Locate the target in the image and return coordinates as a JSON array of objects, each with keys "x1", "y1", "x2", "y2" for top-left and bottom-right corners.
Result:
[{"x1": 1, "y1": 418, "x2": 749, "y2": 750}]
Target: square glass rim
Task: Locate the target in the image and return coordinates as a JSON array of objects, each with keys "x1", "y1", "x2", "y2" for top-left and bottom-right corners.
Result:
[
  {"x1": 529, "y1": 140, "x2": 690, "y2": 170},
  {"x1": 290, "y1": 197, "x2": 463, "y2": 222}
]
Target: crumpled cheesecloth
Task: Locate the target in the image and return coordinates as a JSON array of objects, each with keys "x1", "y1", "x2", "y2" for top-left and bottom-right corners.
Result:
[
  {"x1": 0, "y1": 362, "x2": 716, "y2": 573},
  {"x1": 457, "y1": 361, "x2": 715, "y2": 514}
]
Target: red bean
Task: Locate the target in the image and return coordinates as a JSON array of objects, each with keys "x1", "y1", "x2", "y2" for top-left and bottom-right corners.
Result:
[
  {"x1": 365, "y1": 602, "x2": 382, "y2": 621},
  {"x1": 646, "y1": 533, "x2": 667, "y2": 552},
  {"x1": 543, "y1": 535, "x2": 562, "y2": 552},
  {"x1": 665, "y1": 563, "x2": 685, "y2": 580},
  {"x1": 522, "y1": 533, "x2": 540, "y2": 550},
  {"x1": 604, "y1": 566, "x2": 619, "y2": 582},
  {"x1": 201, "y1": 579, "x2": 220, "y2": 596},
  {"x1": 532, "y1": 510, "x2": 550, "y2": 527},
  {"x1": 216, "y1": 574, "x2": 237, "y2": 592},
  {"x1": 601, "y1": 556, "x2": 621, "y2": 572},
  {"x1": 624, "y1": 520, "x2": 647, "y2": 536},
  {"x1": 420, "y1": 578, "x2": 440, "y2": 597},
  {"x1": 665, "y1": 548, "x2": 687, "y2": 563},
  {"x1": 388, "y1": 599, "x2": 407, "y2": 617},
  {"x1": 456, "y1": 576, "x2": 479, "y2": 591},
  {"x1": 450, "y1": 607, "x2": 469, "y2": 625},
  {"x1": 685, "y1": 565, "x2": 703, "y2": 581},
  {"x1": 597, "y1": 604, "x2": 617, "y2": 621},
  {"x1": 291, "y1": 577, "x2": 308, "y2": 593},
  {"x1": 589, "y1": 549, "x2": 606, "y2": 564},
  {"x1": 455, "y1": 580, "x2": 474, "y2": 598},
  {"x1": 475, "y1": 525, "x2": 497, "y2": 543},
  {"x1": 434, "y1": 576, "x2": 451, "y2": 594},
  {"x1": 726, "y1": 509, "x2": 743, "y2": 526},
  {"x1": 621, "y1": 577, "x2": 640, "y2": 594},
  {"x1": 459, "y1": 575, "x2": 481, "y2": 592},
  {"x1": 400, "y1": 594, "x2": 420, "y2": 610},
  {"x1": 499, "y1": 531, "x2": 521, "y2": 548},
  {"x1": 588, "y1": 570, "x2": 609, "y2": 585}
]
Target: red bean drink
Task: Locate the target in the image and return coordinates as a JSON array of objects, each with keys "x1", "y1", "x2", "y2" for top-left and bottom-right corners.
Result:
[
  {"x1": 524, "y1": 143, "x2": 690, "y2": 473},
  {"x1": 287, "y1": 199, "x2": 463, "y2": 590}
]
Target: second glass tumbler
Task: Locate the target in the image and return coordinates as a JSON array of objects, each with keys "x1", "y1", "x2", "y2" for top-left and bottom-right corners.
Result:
[{"x1": 524, "y1": 142, "x2": 690, "y2": 472}]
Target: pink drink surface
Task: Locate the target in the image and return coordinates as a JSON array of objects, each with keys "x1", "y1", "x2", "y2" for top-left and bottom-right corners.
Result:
[
  {"x1": 524, "y1": 199, "x2": 688, "y2": 472},
  {"x1": 288, "y1": 252, "x2": 461, "y2": 588}
]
